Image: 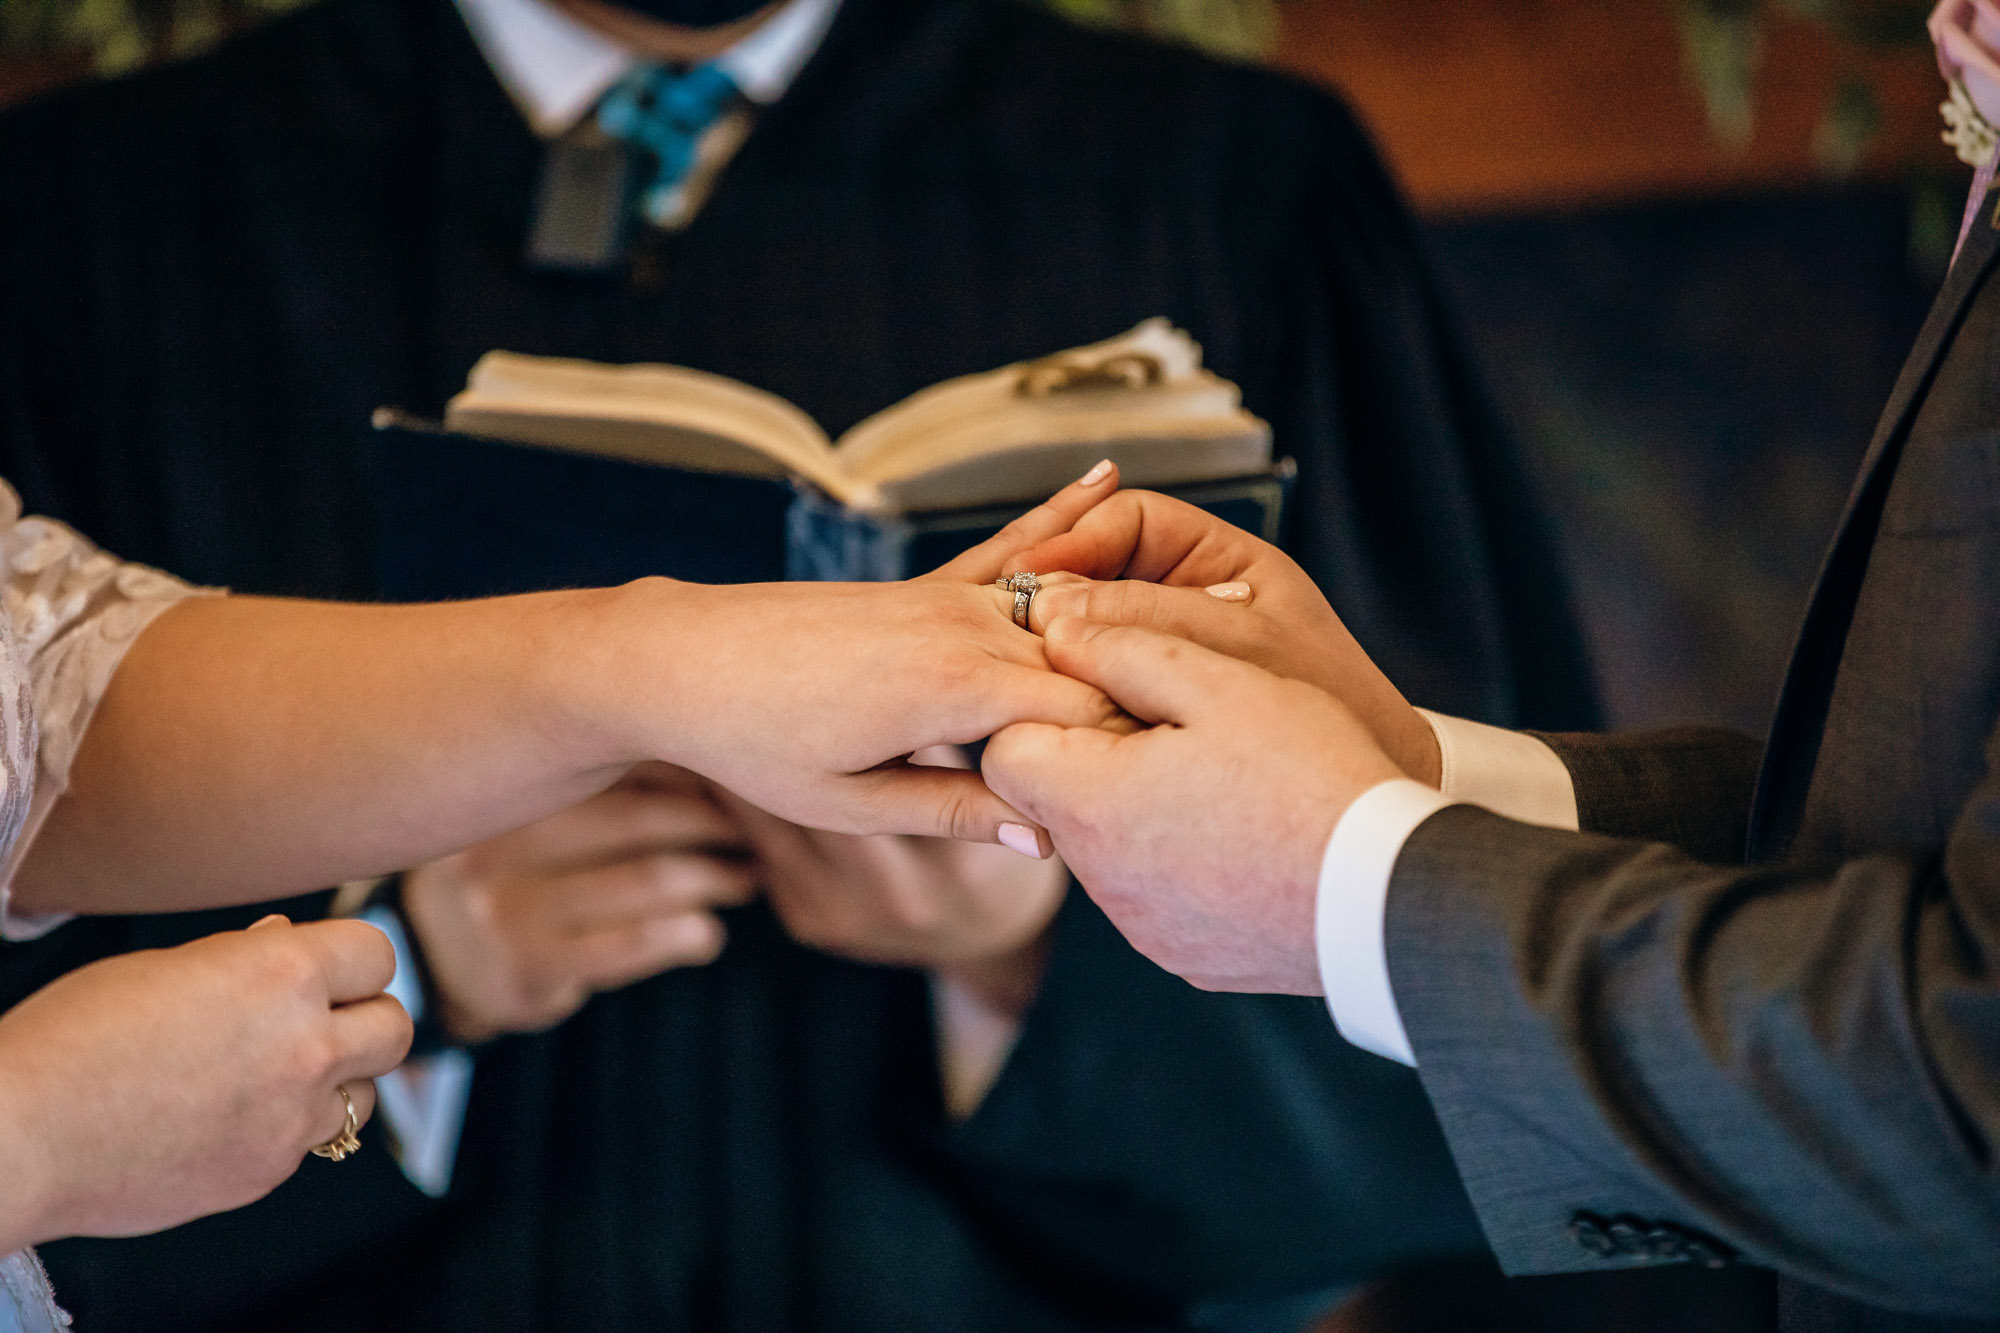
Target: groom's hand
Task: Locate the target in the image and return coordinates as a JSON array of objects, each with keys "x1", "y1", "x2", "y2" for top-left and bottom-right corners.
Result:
[
  {"x1": 983, "y1": 618, "x2": 1403, "y2": 995},
  {"x1": 1008, "y1": 490, "x2": 1440, "y2": 786}
]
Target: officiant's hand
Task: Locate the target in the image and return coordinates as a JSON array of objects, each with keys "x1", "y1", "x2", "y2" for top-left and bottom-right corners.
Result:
[
  {"x1": 0, "y1": 915, "x2": 409, "y2": 1252},
  {"x1": 713, "y1": 747, "x2": 1069, "y2": 1020},
  {"x1": 1006, "y1": 490, "x2": 1439, "y2": 786},
  {"x1": 983, "y1": 620, "x2": 1402, "y2": 995},
  {"x1": 402, "y1": 764, "x2": 756, "y2": 1044}
]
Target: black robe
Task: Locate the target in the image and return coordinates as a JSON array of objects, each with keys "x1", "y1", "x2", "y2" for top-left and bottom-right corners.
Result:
[{"x1": 0, "y1": 0, "x2": 1717, "y2": 1328}]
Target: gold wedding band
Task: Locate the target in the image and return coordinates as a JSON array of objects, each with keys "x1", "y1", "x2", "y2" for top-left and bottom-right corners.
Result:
[
  {"x1": 310, "y1": 1084, "x2": 362, "y2": 1162},
  {"x1": 996, "y1": 572, "x2": 1041, "y2": 630}
]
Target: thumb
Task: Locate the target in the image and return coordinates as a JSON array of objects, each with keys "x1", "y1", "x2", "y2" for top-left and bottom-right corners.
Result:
[
  {"x1": 839, "y1": 761, "x2": 1055, "y2": 856},
  {"x1": 981, "y1": 721, "x2": 1122, "y2": 828},
  {"x1": 247, "y1": 913, "x2": 291, "y2": 932},
  {"x1": 1040, "y1": 618, "x2": 1254, "y2": 727}
]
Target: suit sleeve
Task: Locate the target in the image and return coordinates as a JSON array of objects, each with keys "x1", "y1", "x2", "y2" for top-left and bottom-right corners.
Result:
[
  {"x1": 1383, "y1": 724, "x2": 2000, "y2": 1318},
  {"x1": 1530, "y1": 727, "x2": 1763, "y2": 859}
]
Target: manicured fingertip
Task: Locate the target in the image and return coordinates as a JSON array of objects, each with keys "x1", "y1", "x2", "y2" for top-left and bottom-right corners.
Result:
[
  {"x1": 1078, "y1": 458, "x2": 1115, "y2": 486},
  {"x1": 997, "y1": 822, "x2": 1049, "y2": 859},
  {"x1": 1205, "y1": 581, "x2": 1253, "y2": 603},
  {"x1": 248, "y1": 914, "x2": 290, "y2": 931}
]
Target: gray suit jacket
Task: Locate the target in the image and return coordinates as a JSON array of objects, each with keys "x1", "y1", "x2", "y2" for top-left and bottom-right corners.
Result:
[{"x1": 1382, "y1": 201, "x2": 2000, "y2": 1330}]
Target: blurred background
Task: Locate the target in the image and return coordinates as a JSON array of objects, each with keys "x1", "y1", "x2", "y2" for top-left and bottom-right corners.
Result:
[
  {"x1": 0, "y1": 0, "x2": 1958, "y2": 735},
  {"x1": 5, "y1": 0, "x2": 1955, "y2": 736},
  {"x1": 0, "y1": 5, "x2": 1966, "y2": 1330}
]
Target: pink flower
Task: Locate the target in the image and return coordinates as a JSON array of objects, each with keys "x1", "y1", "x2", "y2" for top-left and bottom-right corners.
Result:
[{"x1": 1932, "y1": 0, "x2": 2000, "y2": 130}]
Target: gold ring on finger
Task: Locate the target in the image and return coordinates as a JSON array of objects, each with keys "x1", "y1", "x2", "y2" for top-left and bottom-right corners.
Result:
[{"x1": 310, "y1": 1084, "x2": 362, "y2": 1162}]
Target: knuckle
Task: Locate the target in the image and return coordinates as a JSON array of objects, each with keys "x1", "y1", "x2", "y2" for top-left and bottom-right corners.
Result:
[
  {"x1": 290, "y1": 1029, "x2": 342, "y2": 1086},
  {"x1": 462, "y1": 875, "x2": 508, "y2": 927},
  {"x1": 776, "y1": 910, "x2": 840, "y2": 952},
  {"x1": 991, "y1": 513, "x2": 1034, "y2": 549},
  {"x1": 667, "y1": 915, "x2": 727, "y2": 964},
  {"x1": 1092, "y1": 580, "x2": 1143, "y2": 626},
  {"x1": 943, "y1": 788, "x2": 986, "y2": 843},
  {"x1": 344, "y1": 922, "x2": 397, "y2": 984},
  {"x1": 931, "y1": 652, "x2": 982, "y2": 695},
  {"x1": 263, "y1": 941, "x2": 322, "y2": 1001}
]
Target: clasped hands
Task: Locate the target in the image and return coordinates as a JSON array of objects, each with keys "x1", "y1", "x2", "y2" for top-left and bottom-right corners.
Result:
[
  {"x1": 974, "y1": 478, "x2": 1446, "y2": 999},
  {"x1": 411, "y1": 464, "x2": 1434, "y2": 1048}
]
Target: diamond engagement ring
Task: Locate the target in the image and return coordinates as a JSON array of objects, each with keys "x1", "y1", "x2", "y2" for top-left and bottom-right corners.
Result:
[
  {"x1": 996, "y1": 572, "x2": 1041, "y2": 630},
  {"x1": 311, "y1": 1084, "x2": 363, "y2": 1162}
]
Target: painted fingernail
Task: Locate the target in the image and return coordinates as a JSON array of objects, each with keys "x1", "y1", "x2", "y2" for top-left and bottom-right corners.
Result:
[
  {"x1": 1205, "y1": 581, "x2": 1253, "y2": 603},
  {"x1": 1078, "y1": 459, "x2": 1114, "y2": 486},
  {"x1": 998, "y1": 822, "x2": 1045, "y2": 858}
]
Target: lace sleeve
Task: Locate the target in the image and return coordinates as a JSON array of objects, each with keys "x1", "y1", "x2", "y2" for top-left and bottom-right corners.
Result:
[{"x1": 0, "y1": 482, "x2": 218, "y2": 939}]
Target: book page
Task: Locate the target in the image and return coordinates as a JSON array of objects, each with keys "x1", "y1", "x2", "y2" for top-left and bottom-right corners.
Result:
[
  {"x1": 445, "y1": 352, "x2": 857, "y2": 499},
  {"x1": 869, "y1": 430, "x2": 1272, "y2": 513},
  {"x1": 834, "y1": 320, "x2": 1272, "y2": 507}
]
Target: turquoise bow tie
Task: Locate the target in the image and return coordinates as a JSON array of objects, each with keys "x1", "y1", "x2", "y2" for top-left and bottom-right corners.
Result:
[{"x1": 596, "y1": 62, "x2": 741, "y2": 227}]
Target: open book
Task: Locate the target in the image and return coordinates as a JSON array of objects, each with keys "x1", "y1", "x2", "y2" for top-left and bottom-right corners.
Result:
[{"x1": 442, "y1": 319, "x2": 1272, "y2": 513}]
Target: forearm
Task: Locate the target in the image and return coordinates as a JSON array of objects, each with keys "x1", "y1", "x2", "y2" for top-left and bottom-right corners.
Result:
[
  {"x1": 0, "y1": 1078, "x2": 54, "y2": 1253},
  {"x1": 12, "y1": 585, "x2": 657, "y2": 915}
]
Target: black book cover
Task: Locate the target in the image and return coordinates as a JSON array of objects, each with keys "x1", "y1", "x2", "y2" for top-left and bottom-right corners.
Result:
[{"x1": 366, "y1": 416, "x2": 1294, "y2": 600}]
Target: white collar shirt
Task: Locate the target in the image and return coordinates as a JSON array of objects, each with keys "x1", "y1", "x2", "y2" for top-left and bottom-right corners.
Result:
[{"x1": 455, "y1": 0, "x2": 844, "y2": 139}]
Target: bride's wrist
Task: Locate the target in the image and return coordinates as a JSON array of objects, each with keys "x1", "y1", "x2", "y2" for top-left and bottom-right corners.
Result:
[{"x1": 532, "y1": 577, "x2": 713, "y2": 777}]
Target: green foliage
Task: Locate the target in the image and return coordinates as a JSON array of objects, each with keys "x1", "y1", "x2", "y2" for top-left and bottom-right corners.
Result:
[
  {"x1": 0, "y1": 0, "x2": 310, "y2": 71},
  {"x1": 0, "y1": 0, "x2": 1278, "y2": 70},
  {"x1": 1043, "y1": 0, "x2": 1275, "y2": 61},
  {"x1": 1678, "y1": 0, "x2": 1931, "y2": 166}
]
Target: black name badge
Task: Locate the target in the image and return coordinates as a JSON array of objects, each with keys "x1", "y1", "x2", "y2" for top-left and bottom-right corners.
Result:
[{"x1": 526, "y1": 130, "x2": 634, "y2": 273}]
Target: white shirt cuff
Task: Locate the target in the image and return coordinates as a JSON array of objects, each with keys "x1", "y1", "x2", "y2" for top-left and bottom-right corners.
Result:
[
  {"x1": 1418, "y1": 709, "x2": 1579, "y2": 831},
  {"x1": 1316, "y1": 779, "x2": 1452, "y2": 1066},
  {"x1": 1315, "y1": 713, "x2": 1581, "y2": 1068},
  {"x1": 374, "y1": 1051, "x2": 475, "y2": 1198},
  {"x1": 354, "y1": 898, "x2": 475, "y2": 1197}
]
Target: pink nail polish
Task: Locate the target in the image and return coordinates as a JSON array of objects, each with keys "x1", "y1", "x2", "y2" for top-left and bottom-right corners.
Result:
[
  {"x1": 1078, "y1": 459, "x2": 1114, "y2": 486},
  {"x1": 997, "y1": 822, "x2": 1044, "y2": 858},
  {"x1": 1205, "y1": 581, "x2": 1253, "y2": 603}
]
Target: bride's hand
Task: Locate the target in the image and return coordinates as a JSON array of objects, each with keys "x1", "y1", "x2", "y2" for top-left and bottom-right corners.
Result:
[
  {"x1": 574, "y1": 577, "x2": 1120, "y2": 853},
  {"x1": 564, "y1": 464, "x2": 1129, "y2": 852}
]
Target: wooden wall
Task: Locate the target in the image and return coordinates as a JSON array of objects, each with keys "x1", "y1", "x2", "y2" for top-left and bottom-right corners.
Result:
[
  {"x1": 0, "y1": 1, "x2": 1969, "y2": 213},
  {"x1": 1275, "y1": 0, "x2": 1957, "y2": 214}
]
